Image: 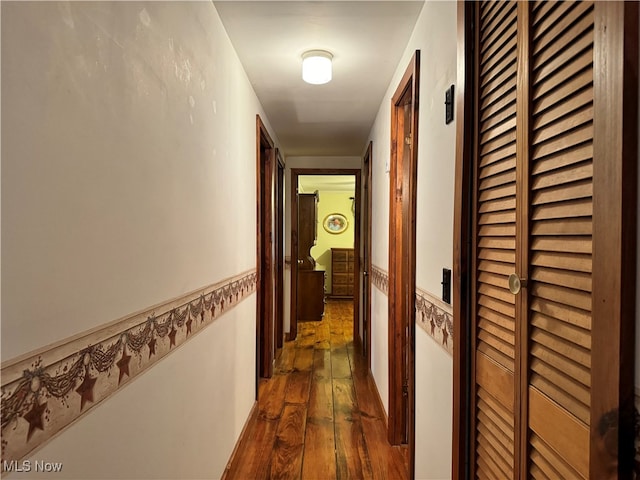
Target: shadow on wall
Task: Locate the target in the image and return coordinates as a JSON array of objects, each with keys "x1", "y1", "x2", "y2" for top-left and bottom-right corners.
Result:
[{"x1": 315, "y1": 249, "x2": 331, "y2": 270}]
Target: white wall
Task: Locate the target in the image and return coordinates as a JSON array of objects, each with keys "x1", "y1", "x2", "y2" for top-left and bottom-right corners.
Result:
[
  {"x1": 371, "y1": 287, "x2": 389, "y2": 414},
  {"x1": 283, "y1": 156, "x2": 360, "y2": 334},
  {"x1": 368, "y1": 101, "x2": 391, "y2": 412},
  {"x1": 2, "y1": 2, "x2": 275, "y2": 477},
  {"x1": 415, "y1": 328, "x2": 453, "y2": 480},
  {"x1": 24, "y1": 300, "x2": 255, "y2": 479},
  {"x1": 366, "y1": 1, "x2": 457, "y2": 478},
  {"x1": 368, "y1": 77, "x2": 393, "y2": 419}
]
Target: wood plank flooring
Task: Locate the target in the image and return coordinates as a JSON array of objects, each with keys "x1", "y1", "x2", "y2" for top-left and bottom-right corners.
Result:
[{"x1": 223, "y1": 300, "x2": 409, "y2": 480}]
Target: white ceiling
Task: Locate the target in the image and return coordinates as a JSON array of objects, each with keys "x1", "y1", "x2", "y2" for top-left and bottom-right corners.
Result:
[
  {"x1": 299, "y1": 174, "x2": 355, "y2": 192},
  {"x1": 213, "y1": 1, "x2": 424, "y2": 157}
]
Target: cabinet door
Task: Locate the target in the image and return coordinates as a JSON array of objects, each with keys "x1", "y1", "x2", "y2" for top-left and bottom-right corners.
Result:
[
  {"x1": 297, "y1": 271, "x2": 324, "y2": 321},
  {"x1": 298, "y1": 193, "x2": 318, "y2": 269}
]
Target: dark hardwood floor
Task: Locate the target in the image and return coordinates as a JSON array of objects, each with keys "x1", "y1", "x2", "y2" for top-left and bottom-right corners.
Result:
[{"x1": 223, "y1": 300, "x2": 409, "y2": 479}]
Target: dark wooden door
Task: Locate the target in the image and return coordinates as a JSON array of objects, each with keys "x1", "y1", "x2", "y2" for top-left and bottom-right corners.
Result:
[
  {"x1": 257, "y1": 115, "x2": 275, "y2": 380},
  {"x1": 461, "y1": 2, "x2": 638, "y2": 478},
  {"x1": 362, "y1": 142, "x2": 373, "y2": 366},
  {"x1": 275, "y1": 151, "x2": 285, "y2": 349}
]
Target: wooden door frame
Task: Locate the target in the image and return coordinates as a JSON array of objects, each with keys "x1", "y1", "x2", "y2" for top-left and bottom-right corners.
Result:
[
  {"x1": 256, "y1": 115, "x2": 275, "y2": 382},
  {"x1": 387, "y1": 51, "x2": 419, "y2": 480},
  {"x1": 290, "y1": 168, "x2": 361, "y2": 342},
  {"x1": 275, "y1": 150, "x2": 285, "y2": 350},
  {"x1": 362, "y1": 142, "x2": 373, "y2": 367},
  {"x1": 591, "y1": 3, "x2": 638, "y2": 476},
  {"x1": 451, "y1": 3, "x2": 474, "y2": 478},
  {"x1": 451, "y1": 3, "x2": 638, "y2": 477}
]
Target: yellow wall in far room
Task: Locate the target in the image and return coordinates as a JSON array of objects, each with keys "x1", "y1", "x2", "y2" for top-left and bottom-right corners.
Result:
[{"x1": 311, "y1": 191, "x2": 355, "y2": 294}]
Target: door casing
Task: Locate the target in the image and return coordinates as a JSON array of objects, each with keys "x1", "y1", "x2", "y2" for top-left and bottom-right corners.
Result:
[
  {"x1": 388, "y1": 51, "x2": 419, "y2": 480},
  {"x1": 290, "y1": 168, "x2": 361, "y2": 342}
]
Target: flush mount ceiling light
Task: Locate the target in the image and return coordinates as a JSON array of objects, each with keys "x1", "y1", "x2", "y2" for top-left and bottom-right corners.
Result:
[{"x1": 302, "y1": 50, "x2": 333, "y2": 85}]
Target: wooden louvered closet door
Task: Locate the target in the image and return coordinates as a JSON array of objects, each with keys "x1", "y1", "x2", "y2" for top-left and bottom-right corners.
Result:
[
  {"x1": 473, "y1": 1, "x2": 518, "y2": 477},
  {"x1": 471, "y1": 1, "x2": 601, "y2": 478},
  {"x1": 527, "y1": 2, "x2": 594, "y2": 478}
]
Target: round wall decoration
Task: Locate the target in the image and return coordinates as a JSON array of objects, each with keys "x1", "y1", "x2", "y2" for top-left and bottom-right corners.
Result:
[{"x1": 323, "y1": 213, "x2": 348, "y2": 234}]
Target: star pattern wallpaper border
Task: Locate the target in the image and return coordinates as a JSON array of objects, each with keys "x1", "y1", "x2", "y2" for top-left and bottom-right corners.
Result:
[
  {"x1": 415, "y1": 287, "x2": 453, "y2": 356},
  {"x1": 371, "y1": 265, "x2": 389, "y2": 295},
  {"x1": 1, "y1": 270, "x2": 257, "y2": 464},
  {"x1": 370, "y1": 265, "x2": 453, "y2": 355}
]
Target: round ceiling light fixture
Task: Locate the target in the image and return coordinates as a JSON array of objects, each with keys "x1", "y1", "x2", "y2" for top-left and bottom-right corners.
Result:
[{"x1": 302, "y1": 50, "x2": 333, "y2": 85}]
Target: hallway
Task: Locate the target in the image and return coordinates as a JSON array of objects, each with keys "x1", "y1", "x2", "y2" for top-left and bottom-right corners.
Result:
[
  {"x1": 224, "y1": 300, "x2": 408, "y2": 479},
  {"x1": 3, "y1": 2, "x2": 638, "y2": 478}
]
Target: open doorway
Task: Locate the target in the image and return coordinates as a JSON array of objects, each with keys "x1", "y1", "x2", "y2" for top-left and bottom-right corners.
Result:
[{"x1": 290, "y1": 169, "x2": 361, "y2": 343}]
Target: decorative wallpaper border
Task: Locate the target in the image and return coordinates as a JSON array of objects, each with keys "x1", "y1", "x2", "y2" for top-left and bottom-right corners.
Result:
[
  {"x1": 370, "y1": 265, "x2": 453, "y2": 356},
  {"x1": 415, "y1": 288, "x2": 453, "y2": 356},
  {"x1": 371, "y1": 265, "x2": 389, "y2": 294},
  {"x1": 1, "y1": 270, "x2": 257, "y2": 464}
]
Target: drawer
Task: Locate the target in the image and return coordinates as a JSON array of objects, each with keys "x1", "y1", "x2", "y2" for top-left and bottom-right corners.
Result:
[
  {"x1": 333, "y1": 251, "x2": 348, "y2": 262},
  {"x1": 333, "y1": 273, "x2": 350, "y2": 285},
  {"x1": 333, "y1": 285, "x2": 350, "y2": 296},
  {"x1": 347, "y1": 262, "x2": 355, "y2": 272},
  {"x1": 333, "y1": 262, "x2": 349, "y2": 273},
  {"x1": 348, "y1": 250, "x2": 355, "y2": 261}
]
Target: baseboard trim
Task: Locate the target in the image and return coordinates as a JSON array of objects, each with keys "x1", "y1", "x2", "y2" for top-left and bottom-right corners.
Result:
[
  {"x1": 368, "y1": 368, "x2": 389, "y2": 429},
  {"x1": 221, "y1": 401, "x2": 259, "y2": 480}
]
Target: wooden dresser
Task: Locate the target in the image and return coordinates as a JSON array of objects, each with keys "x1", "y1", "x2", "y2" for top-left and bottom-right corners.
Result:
[{"x1": 331, "y1": 248, "x2": 354, "y2": 298}]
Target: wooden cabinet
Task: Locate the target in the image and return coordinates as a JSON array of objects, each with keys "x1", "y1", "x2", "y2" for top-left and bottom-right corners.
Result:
[
  {"x1": 297, "y1": 192, "x2": 318, "y2": 270},
  {"x1": 296, "y1": 270, "x2": 325, "y2": 321},
  {"x1": 331, "y1": 248, "x2": 354, "y2": 298},
  {"x1": 296, "y1": 191, "x2": 324, "y2": 321}
]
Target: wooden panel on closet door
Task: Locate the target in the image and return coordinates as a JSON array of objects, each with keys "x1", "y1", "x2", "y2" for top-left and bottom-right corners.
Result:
[
  {"x1": 473, "y1": 1, "x2": 518, "y2": 478},
  {"x1": 527, "y1": 2, "x2": 594, "y2": 478}
]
